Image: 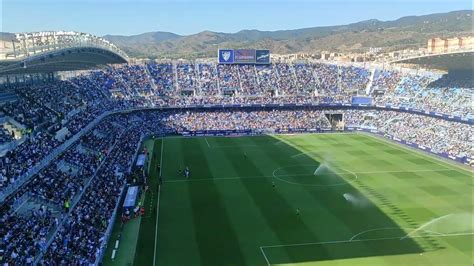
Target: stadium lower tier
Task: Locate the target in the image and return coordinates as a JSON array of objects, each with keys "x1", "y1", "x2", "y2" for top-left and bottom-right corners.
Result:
[{"x1": 0, "y1": 107, "x2": 472, "y2": 265}]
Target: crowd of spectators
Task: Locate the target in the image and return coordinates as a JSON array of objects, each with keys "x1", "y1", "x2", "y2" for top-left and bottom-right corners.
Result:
[
  {"x1": 0, "y1": 58, "x2": 471, "y2": 264},
  {"x1": 343, "y1": 110, "x2": 472, "y2": 158},
  {"x1": 217, "y1": 64, "x2": 241, "y2": 94},
  {"x1": 372, "y1": 72, "x2": 473, "y2": 118},
  {"x1": 0, "y1": 124, "x2": 14, "y2": 144},
  {"x1": 1, "y1": 62, "x2": 472, "y2": 191},
  {"x1": 147, "y1": 63, "x2": 175, "y2": 97},
  {"x1": 39, "y1": 124, "x2": 139, "y2": 265},
  {"x1": 294, "y1": 63, "x2": 318, "y2": 95},
  {"x1": 0, "y1": 205, "x2": 55, "y2": 264},
  {"x1": 165, "y1": 109, "x2": 331, "y2": 132},
  {"x1": 0, "y1": 116, "x2": 128, "y2": 264},
  {"x1": 176, "y1": 62, "x2": 198, "y2": 94},
  {"x1": 157, "y1": 109, "x2": 471, "y2": 159},
  {"x1": 339, "y1": 65, "x2": 370, "y2": 94},
  {"x1": 0, "y1": 104, "x2": 471, "y2": 264},
  {"x1": 0, "y1": 131, "x2": 60, "y2": 190},
  {"x1": 255, "y1": 64, "x2": 278, "y2": 96},
  {"x1": 1, "y1": 97, "x2": 57, "y2": 130},
  {"x1": 370, "y1": 69, "x2": 401, "y2": 94}
]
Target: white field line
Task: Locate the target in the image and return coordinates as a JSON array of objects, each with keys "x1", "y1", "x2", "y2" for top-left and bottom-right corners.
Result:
[
  {"x1": 260, "y1": 231, "x2": 474, "y2": 249},
  {"x1": 207, "y1": 144, "x2": 261, "y2": 148},
  {"x1": 272, "y1": 167, "x2": 358, "y2": 187},
  {"x1": 362, "y1": 133, "x2": 473, "y2": 176},
  {"x1": 163, "y1": 168, "x2": 453, "y2": 183},
  {"x1": 153, "y1": 137, "x2": 164, "y2": 266},
  {"x1": 153, "y1": 186, "x2": 161, "y2": 266},
  {"x1": 159, "y1": 136, "x2": 164, "y2": 180},
  {"x1": 400, "y1": 214, "x2": 453, "y2": 240},
  {"x1": 204, "y1": 137, "x2": 211, "y2": 148},
  {"x1": 273, "y1": 140, "x2": 285, "y2": 145},
  {"x1": 348, "y1": 227, "x2": 444, "y2": 242},
  {"x1": 260, "y1": 246, "x2": 271, "y2": 266},
  {"x1": 292, "y1": 151, "x2": 319, "y2": 158}
]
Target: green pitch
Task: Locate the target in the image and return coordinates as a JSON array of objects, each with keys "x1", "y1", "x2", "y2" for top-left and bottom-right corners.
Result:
[{"x1": 134, "y1": 133, "x2": 473, "y2": 266}]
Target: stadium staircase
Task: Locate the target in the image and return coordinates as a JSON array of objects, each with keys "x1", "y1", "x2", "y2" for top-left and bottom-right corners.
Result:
[
  {"x1": 236, "y1": 66, "x2": 244, "y2": 94},
  {"x1": 0, "y1": 110, "x2": 112, "y2": 203},
  {"x1": 143, "y1": 65, "x2": 159, "y2": 93},
  {"x1": 366, "y1": 68, "x2": 376, "y2": 95},
  {"x1": 290, "y1": 64, "x2": 299, "y2": 93},
  {"x1": 273, "y1": 65, "x2": 282, "y2": 95},
  {"x1": 194, "y1": 63, "x2": 202, "y2": 96},
  {"x1": 215, "y1": 64, "x2": 221, "y2": 94},
  {"x1": 0, "y1": 91, "x2": 18, "y2": 104},
  {"x1": 173, "y1": 63, "x2": 179, "y2": 93},
  {"x1": 312, "y1": 68, "x2": 321, "y2": 96},
  {"x1": 253, "y1": 65, "x2": 261, "y2": 88},
  {"x1": 33, "y1": 127, "x2": 128, "y2": 264}
]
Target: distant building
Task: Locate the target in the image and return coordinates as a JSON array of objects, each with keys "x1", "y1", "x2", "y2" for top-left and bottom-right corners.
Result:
[{"x1": 427, "y1": 36, "x2": 473, "y2": 53}]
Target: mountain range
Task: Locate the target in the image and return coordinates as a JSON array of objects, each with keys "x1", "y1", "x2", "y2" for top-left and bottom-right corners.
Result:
[
  {"x1": 104, "y1": 10, "x2": 473, "y2": 59},
  {"x1": 1, "y1": 10, "x2": 472, "y2": 59}
]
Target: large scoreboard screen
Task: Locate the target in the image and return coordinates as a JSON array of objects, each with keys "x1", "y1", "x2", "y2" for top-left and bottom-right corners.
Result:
[
  {"x1": 234, "y1": 49, "x2": 256, "y2": 63},
  {"x1": 218, "y1": 49, "x2": 270, "y2": 64}
]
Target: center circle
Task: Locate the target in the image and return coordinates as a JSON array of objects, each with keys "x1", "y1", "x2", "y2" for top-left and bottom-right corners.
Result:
[{"x1": 272, "y1": 164, "x2": 357, "y2": 187}]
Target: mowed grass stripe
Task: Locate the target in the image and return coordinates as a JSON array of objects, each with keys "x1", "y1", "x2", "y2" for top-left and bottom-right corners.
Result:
[
  {"x1": 360, "y1": 133, "x2": 472, "y2": 176},
  {"x1": 151, "y1": 134, "x2": 473, "y2": 266},
  {"x1": 134, "y1": 139, "x2": 161, "y2": 266},
  {"x1": 220, "y1": 137, "x2": 333, "y2": 262},
  {"x1": 157, "y1": 138, "x2": 202, "y2": 265},
  {"x1": 248, "y1": 136, "x2": 361, "y2": 241},
  {"x1": 181, "y1": 137, "x2": 246, "y2": 265},
  {"x1": 254, "y1": 136, "x2": 426, "y2": 263},
  {"x1": 204, "y1": 137, "x2": 287, "y2": 265}
]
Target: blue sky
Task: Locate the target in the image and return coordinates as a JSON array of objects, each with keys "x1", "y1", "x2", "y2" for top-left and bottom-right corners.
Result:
[{"x1": 1, "y1": 0, "x2": 472, "y2": 36}]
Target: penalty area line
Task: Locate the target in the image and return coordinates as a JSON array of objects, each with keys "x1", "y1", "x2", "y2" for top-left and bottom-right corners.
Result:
[
  {"x1": 260, "y1": 231, "x2": 474, "y2": 249},
  {"x1": 204, "y1": 137, "x2": 211, "y2": 148},
  {"x1": 260, "y1": 246, "x2": 271, "y2": 266}
]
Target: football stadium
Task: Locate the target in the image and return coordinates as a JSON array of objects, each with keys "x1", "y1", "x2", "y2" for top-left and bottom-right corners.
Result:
[{"x1": 0, "y1": 1, "x2": 473, "y2": 265}]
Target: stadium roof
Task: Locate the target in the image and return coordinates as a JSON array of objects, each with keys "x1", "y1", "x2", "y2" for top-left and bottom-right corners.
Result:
[
  {"x1": 389, "y1": 50, "x2": 474, "y2": 72},
  {"x1": 0, "y1": 31, "x2": 128, "y2": 75}
]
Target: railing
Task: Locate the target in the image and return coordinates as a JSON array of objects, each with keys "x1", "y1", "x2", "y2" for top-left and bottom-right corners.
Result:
[
  {"x1": 2, "y1": 100, "x2": 472, "y2": 203},
  {"x1": 390, "y1": 47, "x2": 474, "y2": 62},
  {"x1": 33, "y1": 127, "x2": 128, "y2": 265},
  {"x1": 94, "y1": 186, "x2": 125, "y2": 266},
  {"x1": 128, "y1": 134, "x2": 145, "y2": 174},
  {"x1": 0, "y1": 111, "x2": 111, "y2": 203}
]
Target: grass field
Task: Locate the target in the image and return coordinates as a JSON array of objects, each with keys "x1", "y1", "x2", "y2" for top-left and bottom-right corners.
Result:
[{"x1": 133, "y1": 133, "x2": 473, "y2": 266}]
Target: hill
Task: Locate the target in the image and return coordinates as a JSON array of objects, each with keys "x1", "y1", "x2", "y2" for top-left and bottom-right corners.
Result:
[
  {"x1": 0, "y1": 32, "x2": 15, "y2": 42},
  {"x1": 102, "y1": 10, "x2": 473, "y2": 59}
]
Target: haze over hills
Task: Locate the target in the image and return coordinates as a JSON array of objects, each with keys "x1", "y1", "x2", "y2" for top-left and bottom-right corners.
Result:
[
  {"x1": 103, "y1": 10, "x2": 473, "y2": 59},
  {"x1": 0, "y1": 10, "x2": 472, "y2": 58}
]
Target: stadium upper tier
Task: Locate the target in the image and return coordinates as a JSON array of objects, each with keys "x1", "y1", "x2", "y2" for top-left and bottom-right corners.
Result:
[
  {"x1": 0, "y1": 31, "x2": 128, "y2": 75},
  {"x1": 0, "y1": 60, "x2": 472, "y2": 265},
  {"x1": 390, "y1": 49, "x2": 474, "y2": 73}
]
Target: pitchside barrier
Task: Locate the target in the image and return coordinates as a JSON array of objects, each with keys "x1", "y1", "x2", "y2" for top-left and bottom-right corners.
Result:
[
  {"x1": 179, "y1": 128, "x2": 472, "y2": 166},
  {"x1": 99, "y1": 102, "x2": 473, "y2": 125},
  {"x1": 2, "y1": 102, "x2": 471, "y2": 203}
]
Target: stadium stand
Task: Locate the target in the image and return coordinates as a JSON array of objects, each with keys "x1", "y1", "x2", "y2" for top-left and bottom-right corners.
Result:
[{"x1": 0, "y1": 58, "x2": 472, "y2": 264}]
